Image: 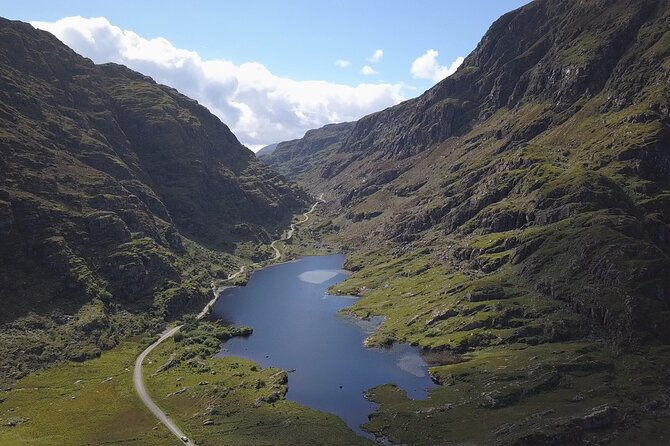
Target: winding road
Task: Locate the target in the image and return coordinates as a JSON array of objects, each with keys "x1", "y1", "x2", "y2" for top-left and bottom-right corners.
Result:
[
  {"x1": 269, "y1": 196, "x2": 324, "y2": 261},
  {"x1": 133, "y1": 194, "x2": 325, "y2": 446}
]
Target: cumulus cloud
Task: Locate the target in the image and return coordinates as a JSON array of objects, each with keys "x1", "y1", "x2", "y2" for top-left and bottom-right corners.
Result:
[
  {"x1": 335, "y1": 59, "x2": 351, "y2": 68},
  {"x1": 360, "y1": 65, "x2": 378, "y2": 76},
  {"x1": 32, "y1": 17, "x2": 405, "y2": 149},
  {"x1": 410, "y1": 49, "x2": 464, "y2": 83},
  {"x1": 367, "y1": 49, "x2": 383, "y2": 63}
]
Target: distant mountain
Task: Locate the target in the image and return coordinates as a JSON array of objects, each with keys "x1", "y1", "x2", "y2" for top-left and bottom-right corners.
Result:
[
  {"x1": 261, "y1": 122, "x2": 355, "y2": 181},
  {"x1": 0, "y1": 17, "x2": 308, "y2": 382},
  {"x1": 255, "y1": 143, "x2": 278, "y2": 157},
  {"x1": 269, "y1": 0, "x2": 670, "y2": 443}
]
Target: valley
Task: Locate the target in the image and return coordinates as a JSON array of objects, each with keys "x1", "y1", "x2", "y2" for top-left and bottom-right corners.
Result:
[{"x1": 1, "y1": 0, "x2": 670, "y2": 445}]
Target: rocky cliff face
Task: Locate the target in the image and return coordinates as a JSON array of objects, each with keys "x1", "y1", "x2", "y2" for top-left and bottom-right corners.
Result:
[
  {"x1": 262, "y1": 121, "x2": 355, "y2": 181},
  {"x1": 279, "y1": 0, "x2": 670, "y2": 343},
  {"x1": 322, "y1": 0, "x2": 667, "y2": 165},
  {"x1": 0, "y1": 18, "x2": 308, "y2": 381},
  {"x1": 271, "y1": 0, "x2": 670, "y2": 443}
]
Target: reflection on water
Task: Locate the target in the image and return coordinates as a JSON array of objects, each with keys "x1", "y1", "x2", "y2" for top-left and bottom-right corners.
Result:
[
  {"x1": 397, "y1": 354, "x2": 428, "y2": 377},
  {"x1": 297, "y1": 269, "x2": 342, "y2": 284},
  {"x1": 212, "y1": 254, "x2": 436, "y2": 438}
]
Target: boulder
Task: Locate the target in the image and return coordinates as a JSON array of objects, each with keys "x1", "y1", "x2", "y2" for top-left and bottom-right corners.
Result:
[
  {"x1": 575, "y1": 405, "x2": 617, "y2": 430},
  {"x1": 426, "y1": 308, "x2": 458, "y2": 326},
  {"x1": 466, "y1": 286, "x2": 506, "y2": 302},
  {"x1": 86, "y1": 212, "x2": 131, "y2": 243}
]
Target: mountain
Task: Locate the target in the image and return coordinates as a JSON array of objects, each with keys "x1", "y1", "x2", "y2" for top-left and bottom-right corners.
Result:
[
  {"x1": 261, "y1": 121, "x2": 355, "y2": 182},
  {"x1": 268, "y1": 0, "x2": 670, "y2": 443},
  {"x1": 255, "y1": 143, "x2": 278, "y2": 157},
  {"x1": 0, "y1": 18, "x2": 308, "y2": 383}
]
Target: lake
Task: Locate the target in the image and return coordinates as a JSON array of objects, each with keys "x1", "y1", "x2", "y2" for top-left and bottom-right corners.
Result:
[{"x1": 212, "y1": 254, "x2": 436, "y2": 438}]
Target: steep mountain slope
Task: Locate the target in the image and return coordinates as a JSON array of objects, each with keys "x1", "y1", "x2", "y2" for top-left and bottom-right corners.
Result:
[
  {"x1": 262, "y1": 121, "x2": 355, "y2": 181},
  {"x1": 0, "y1": 18, "x2": 308, "y2": 382},
  {"x1": 271, "y1": 0, "x2": 670, "y2": 443},
  {"x1": 255, "y1": 143, "x2": 278, "y2": 157}
]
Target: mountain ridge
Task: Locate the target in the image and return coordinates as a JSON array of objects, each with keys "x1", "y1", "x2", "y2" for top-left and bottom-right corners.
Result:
[
  {"x1": 273, "y1": 0, "x2": 670, "y2": 344},
  {"x1": 262, "y1": 121, "x2": 355, "y2": 181},
  {"x1": 256, "y1": 143, "x2": 278, "y2": 157},
  {"x1": 0, "y1": 17, "x2": 308, "y2": 382}
]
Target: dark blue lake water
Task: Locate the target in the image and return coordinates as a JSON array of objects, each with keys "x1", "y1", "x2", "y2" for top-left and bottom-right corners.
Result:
[{"x1": 212, "y1": 254, "x2": 436, "y2": 437}]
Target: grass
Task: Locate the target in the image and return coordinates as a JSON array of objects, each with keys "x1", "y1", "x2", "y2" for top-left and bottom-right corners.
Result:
[
  {"x1": 141, "y1": 320, "x2": 371, "y2": 446},
  {"x1": 0, "y1": 341, "x2": 174, "y2": 445},
  {"x1": 0, "y1": 319, "x2": 374, "y2": 446}
]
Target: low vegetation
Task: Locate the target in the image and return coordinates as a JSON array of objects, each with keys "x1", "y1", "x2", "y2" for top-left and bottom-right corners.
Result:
[
  {"x1": 0, "y1": 341, "x2": 174, "y2": 445},
  {"x1": 142, "y1": 319, "x2": 371, "y2": 446}
]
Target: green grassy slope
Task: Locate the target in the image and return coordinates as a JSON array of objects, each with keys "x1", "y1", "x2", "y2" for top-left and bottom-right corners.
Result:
[{"x1": 0, "y1": 341, "x2": 174, "y2": 445}]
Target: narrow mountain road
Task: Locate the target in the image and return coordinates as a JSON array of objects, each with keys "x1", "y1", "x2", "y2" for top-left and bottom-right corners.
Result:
[
  {"x1": 133, "y1": 194, "x2": 324, "y2": 446},
  {"x1": 133, "y1": 326, "x2": 194, "y2": 445},
  {"x1": 269, "y1": 194, "x2": 325, "y2": 261}
]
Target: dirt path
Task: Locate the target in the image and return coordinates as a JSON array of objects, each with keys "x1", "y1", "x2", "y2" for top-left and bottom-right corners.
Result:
[
  {"x1": 133, "y1": 194, "x2": 324, "y2": 445},
  {"x1": 269, "y1": 194, "x2": 324, "y2": 261}
]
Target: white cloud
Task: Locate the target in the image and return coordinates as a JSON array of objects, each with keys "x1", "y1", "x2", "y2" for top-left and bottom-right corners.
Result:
[
  {"x1": 410, "y1": 49, "x2": 464, "y2": 83},
  {"x1": 360, "y1": 65, "x2": 378, "y2": 76},
  {"x1": 367, "y1": 49, "x2": 383, "y2": 63},
  {"x1": 335, "y1": 59, "x2": 351, "y2": 68},
  {"x1": 32, "y1": 17, "x2": 405, "y2": 148}
]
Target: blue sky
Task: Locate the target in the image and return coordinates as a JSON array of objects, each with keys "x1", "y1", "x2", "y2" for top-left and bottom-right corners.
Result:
[{"x1": 4, "y1": 1, "x2": 530, "y2": 148}]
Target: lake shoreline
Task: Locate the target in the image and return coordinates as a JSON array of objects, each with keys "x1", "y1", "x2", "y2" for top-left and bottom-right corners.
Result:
[{"x1": 210, "y1": 254, "x2": 437, "y2": 438}]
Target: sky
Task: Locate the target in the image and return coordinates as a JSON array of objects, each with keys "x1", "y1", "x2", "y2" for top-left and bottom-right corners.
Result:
[{"x1": 3, "y1": 1, "x2": 530, "y2": 150}]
